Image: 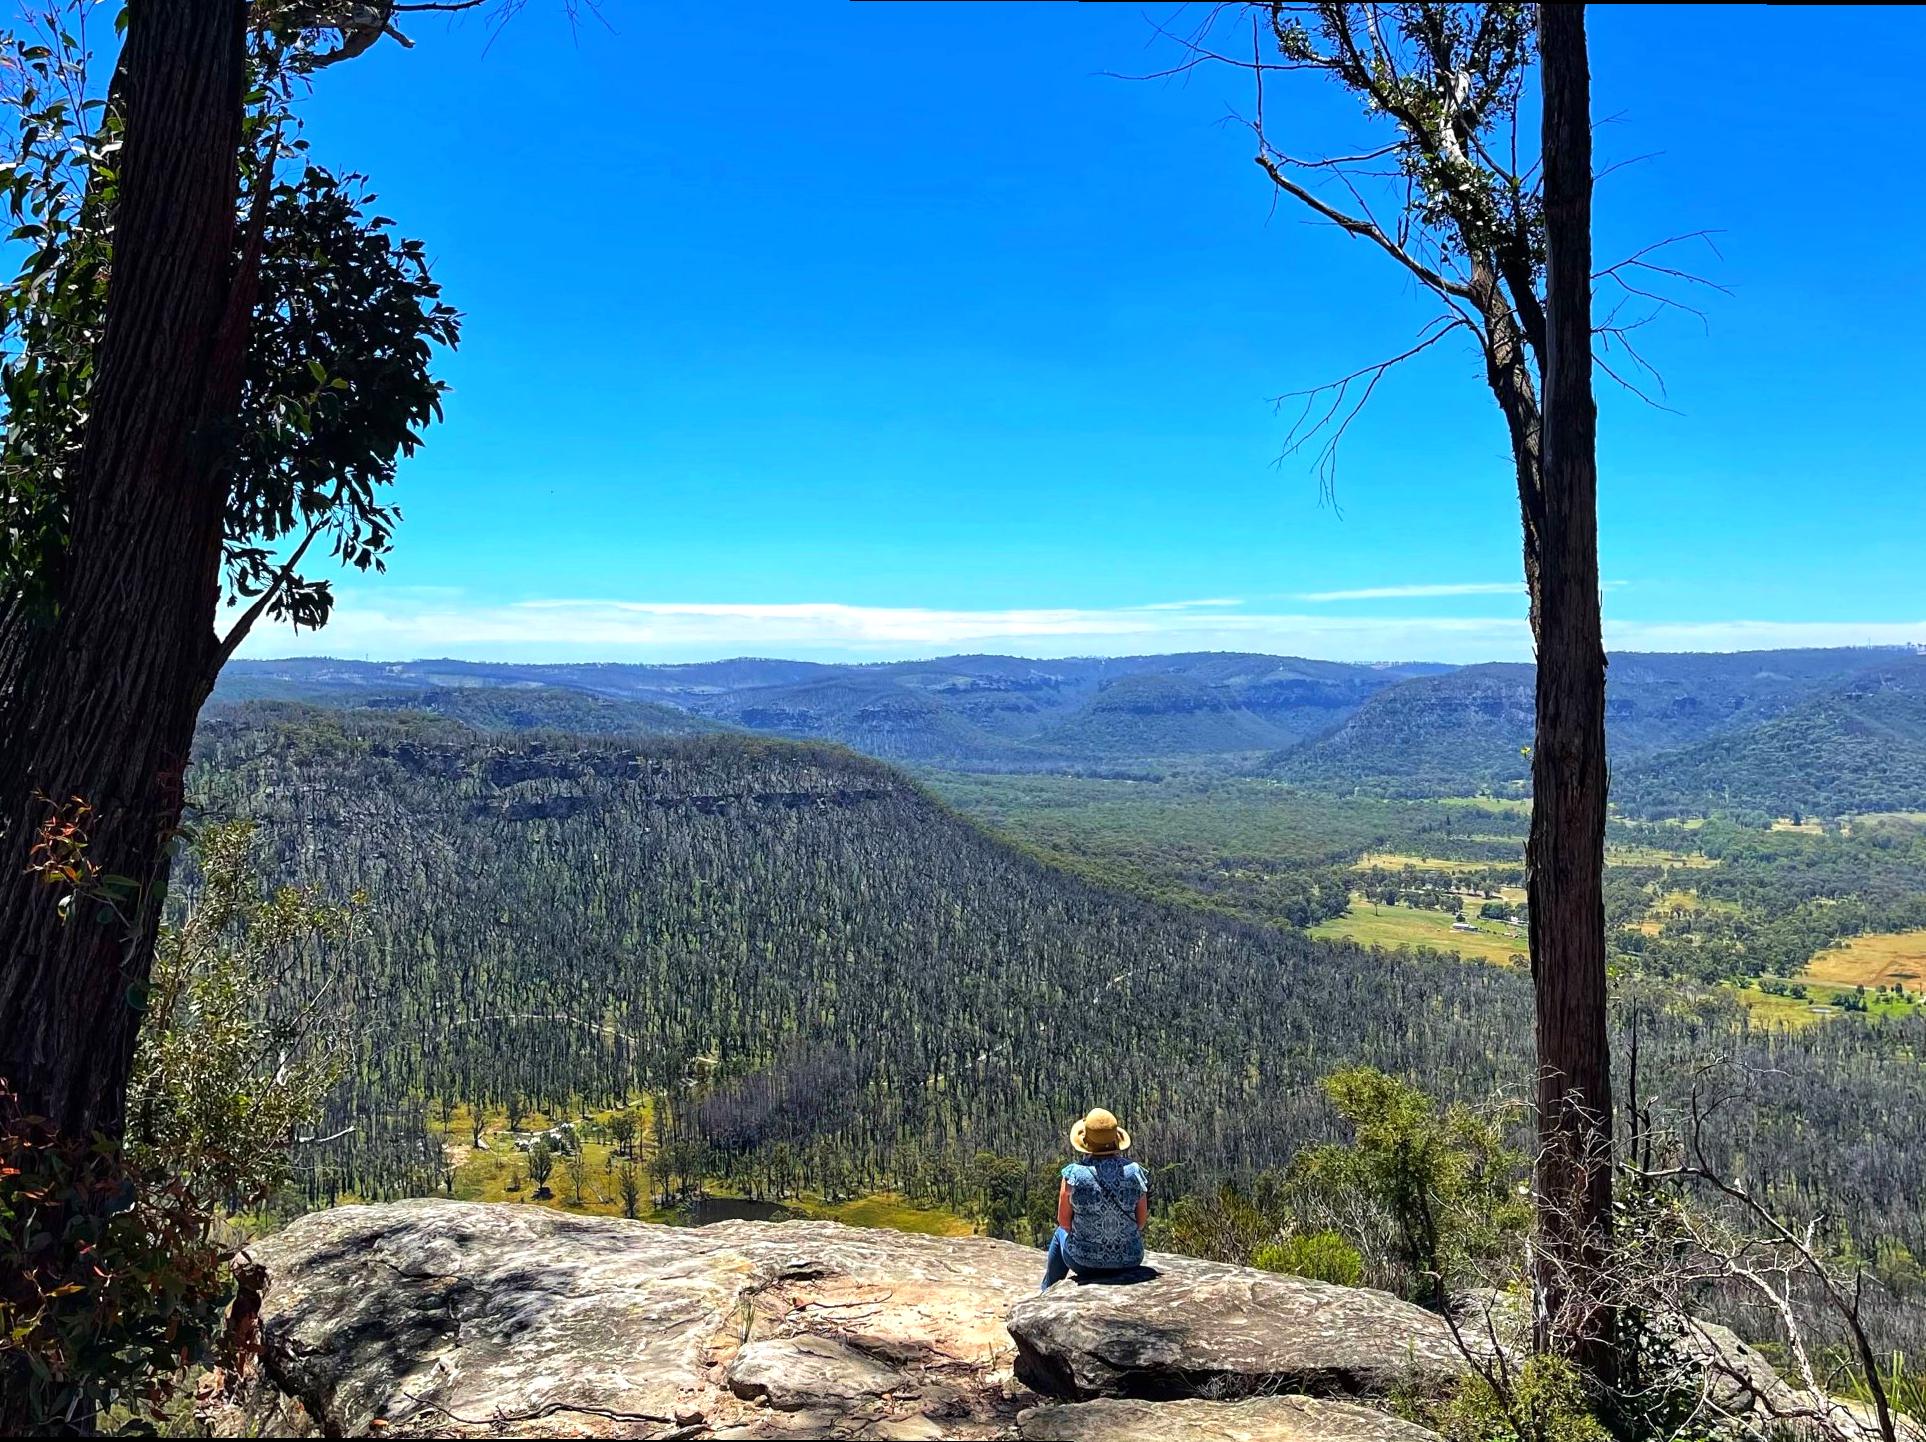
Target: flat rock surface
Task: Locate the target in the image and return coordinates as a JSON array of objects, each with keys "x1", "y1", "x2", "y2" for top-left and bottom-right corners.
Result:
[
  {"x1": 223, "y1": 1198, "x2": 1040, "y2": 1438},
  {"x1": 1018, "y1": 1396, "x2": 1442, "y2": 1441},
  {"x1": 1007, "y1": 1255, "x2": 1468, "y2": 1401},
  {"x1": 212, "y1": 1200, "x2": 1482, "y2": 1440}
]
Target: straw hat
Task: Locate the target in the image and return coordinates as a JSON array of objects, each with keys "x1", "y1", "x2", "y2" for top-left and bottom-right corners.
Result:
[{"x1": 1070, "y1": 1107, "x2": 1130, "y2": 1156}]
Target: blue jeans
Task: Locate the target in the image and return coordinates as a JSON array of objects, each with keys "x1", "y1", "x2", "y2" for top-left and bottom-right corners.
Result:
[
  {"x1": 1041, "y1": 1226, "x2": 1073, "y2": 1290},
  {"x1": 1041, "y1": 1226, "x2": 1134, "y2": 1291}
]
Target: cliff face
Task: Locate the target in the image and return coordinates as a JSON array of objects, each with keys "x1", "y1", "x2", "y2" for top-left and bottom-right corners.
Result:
[{"x1": 208, "y1": 1200, "x2": 1456, "y2": 1440}]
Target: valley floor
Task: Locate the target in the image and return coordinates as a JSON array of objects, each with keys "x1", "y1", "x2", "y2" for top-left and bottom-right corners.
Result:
[{"x1": 430, "y1": 1101, "x2": 977, "y2": 1238}]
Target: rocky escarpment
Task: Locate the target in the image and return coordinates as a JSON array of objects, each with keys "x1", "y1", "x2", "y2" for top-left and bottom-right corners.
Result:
[
  {"x1": 207, "y1": 1200, "x2": 1910, "y2": 1441},
  {"x1": 209, "y1": 1200, "x2": 1457, "y2": 1440}
]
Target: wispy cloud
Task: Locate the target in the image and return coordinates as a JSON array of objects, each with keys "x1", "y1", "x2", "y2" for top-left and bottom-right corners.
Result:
[
  {"x1": 1295, "y1": 582, "x2": 1523, "y2": 602},
  {"x1": 227, "y1": 591, "x2": 1925, "y2": 667}
]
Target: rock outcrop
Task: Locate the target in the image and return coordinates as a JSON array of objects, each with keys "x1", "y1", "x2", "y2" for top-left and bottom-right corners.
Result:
[
  {"x1": 1016, "y1": 1397, "x2": 1442, "y2": 1441},
  {"x1": 1006, "y1": 1261, "x2": 1469, "y2": 1401},
  {"x1": 213, "y1": 1200, "x2": 1452, "y2": 1440}
]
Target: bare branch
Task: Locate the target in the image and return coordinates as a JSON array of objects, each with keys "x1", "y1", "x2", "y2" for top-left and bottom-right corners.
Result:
[
  {"x1": 1273, "y1": 316, "x2": 1471, "y2": 501},
  {"x1": 1252, "y1": 151, "x2": 1477, "y2": 304}
]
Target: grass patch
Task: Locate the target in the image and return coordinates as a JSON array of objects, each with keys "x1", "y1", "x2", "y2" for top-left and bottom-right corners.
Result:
[
  {"x1": 789, "y1": 1192, "x2": 975, "y2": 1237},
  {"x1": 1799, "y1": 930, "x2": 1926, "y2": 990},
  {"x1": 1727, "y1": 983, "x2": 1825, "y2": 1030},
  {"x1": 1605, "y1": 845, "x2": 1719, "y2": 868},
  {"x1": 1354, "y1": 852, "x2": 1501, "y2": 873},
  {"x1": 1310, "y1": 893, "x2": 1528, "y2": 967},
  {"x1": 1436, "y1": 795, "x2": 1533, "y2": 816}
]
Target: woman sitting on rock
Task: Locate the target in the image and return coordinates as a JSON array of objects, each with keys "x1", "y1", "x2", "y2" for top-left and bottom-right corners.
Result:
[{"x1": 1040, "y1": 1107, "x2": 1149, "y2": 1290}]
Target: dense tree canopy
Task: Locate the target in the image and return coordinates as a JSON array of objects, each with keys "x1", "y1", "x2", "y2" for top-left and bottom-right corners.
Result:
[{"x1": 188, "y1": 704, "x2": 1926, "y2": 1355}]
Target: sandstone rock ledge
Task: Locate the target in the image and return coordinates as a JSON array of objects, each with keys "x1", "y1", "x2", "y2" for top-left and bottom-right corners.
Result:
[{"x1": 212, "y1": 1199, "x2": 1453, "y2": 1440}]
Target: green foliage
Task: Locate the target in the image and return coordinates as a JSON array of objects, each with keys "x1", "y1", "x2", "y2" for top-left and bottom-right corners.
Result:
[
  {"x1": 617, "y1": 1158, "x2": 643, "y2": 1220},
  {"x1": 1271, "y1": 4, "x2": 1541, "y2": 269},
  {"x1": 1420, "y1": 1353, "x2": 1611, "y2": 1442},
  {"x1": 186, "y1": 704, "x2": 1926, "y2": 1357},
  {"x1": 0, "y1": 10, "x2": 114, "y2": 617},
  {"x1": 1252, "y1": 1229, "x2": 1364, "y2": 1287},
  {"x1": 970, "y1": 1152, "x2": 1051, "y2": 1244},
  {"x1": 563, "y1": 1146, "x2": 589, "y2": 1206},
  {"x1": 0, "y1": 1085, "x2": 230, "y2": 1431},
  {"x1": 1146, "y1": 1178, "x2": 1293, "y2": 1265},
  {"x1": 527, "y1": 1140, "x2": 555, "y2": 1196},
  {"x1": 1291, "y1": 1068, "x2": 1528, "y2": 1310},
  {"x1": 0, "y1": 816, "x2": 361, "y2": 1426},
  {"x1": 1145, "y1": 1071, "x2": 1523, "y2": 1305},
  {"x1": 127, "y1": 821, "x2": 355, "y2": 1209},
  {"x1": 1857, "y1": 1351, "x2": 1926, "y2": 1425},
  {"x1": 608, "y1": 1110, "x2": 639, "y2": 1158},
  {"x1": 0, "y1": 10, "x2": 458, "y2": 636},
  {"x1": 1617, "y1": 668, "x2": 1926, "y2": 821}
]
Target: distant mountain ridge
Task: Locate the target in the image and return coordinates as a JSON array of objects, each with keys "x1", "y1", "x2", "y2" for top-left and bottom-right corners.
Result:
[
  {"x1": 1614, "y1": 659, "x2": 1926, "y2": 818},
  {"x1": 217, "y1": 646, "x2": 1924, "y2": 813},
  {"x1": 1265, "y1": 648, "x2": 1916, "y2": 798},
  {"x1": 217, "y1": 652, "x2": 1447, "y2": 771}
]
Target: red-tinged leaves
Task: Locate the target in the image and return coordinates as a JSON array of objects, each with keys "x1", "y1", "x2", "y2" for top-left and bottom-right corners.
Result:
[{"x1": 1, "y1": 1081, "x2": 228, "y2": 1427}]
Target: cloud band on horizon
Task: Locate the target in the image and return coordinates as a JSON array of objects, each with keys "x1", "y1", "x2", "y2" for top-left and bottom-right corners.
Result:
[{"x1": 227, "y1": 592, "x2": 1925, "y2": 667}]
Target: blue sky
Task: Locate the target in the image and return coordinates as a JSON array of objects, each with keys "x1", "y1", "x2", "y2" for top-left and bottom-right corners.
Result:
[{"x1": 247, "y1": 2, "x2": 1924, "y2": 664}]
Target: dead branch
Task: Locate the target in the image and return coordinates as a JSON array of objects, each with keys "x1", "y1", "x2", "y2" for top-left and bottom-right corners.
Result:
[{"x1": 1272, "y1": 317, "x2": 1472, "y2": 500}]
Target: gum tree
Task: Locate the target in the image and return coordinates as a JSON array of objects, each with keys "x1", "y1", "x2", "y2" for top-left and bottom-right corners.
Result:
[
  {"x1": 1165, "y1": 1, "x2": 1709, "y2": 1369},
  {"x1": 0, "y1": 1, "x2": 462, "y2": 1137}
]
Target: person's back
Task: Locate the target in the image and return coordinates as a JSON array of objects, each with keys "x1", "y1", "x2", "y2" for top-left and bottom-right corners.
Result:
[
  {"x1": 1061, "y1": 1152, "x2": 1149, "y2": 1271},
  {"x1": 1041, "y1": 1107, "x2": 1149, "y2": 1289}
]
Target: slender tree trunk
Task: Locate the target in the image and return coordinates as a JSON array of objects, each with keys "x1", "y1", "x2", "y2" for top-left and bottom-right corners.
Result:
[
  {"x1": 0, "y1": 1, "x2": 247, "y2": 1138},
  {"x1": 1529, "y1": 0, "x2": 1614, "y2": 1374}
]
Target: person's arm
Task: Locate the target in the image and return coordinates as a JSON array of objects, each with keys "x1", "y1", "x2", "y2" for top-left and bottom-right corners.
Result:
[
  {"x1": 1057, "y1": 1180, "x2": 1074, "y2": 1231},
  {"x1": 1136, "y1": 1193, "x2": 1149, "y2": 1228}
]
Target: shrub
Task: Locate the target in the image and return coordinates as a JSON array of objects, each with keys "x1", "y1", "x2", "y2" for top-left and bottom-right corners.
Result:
[
  {"x1": 1291, "y1": 1067, "x2": 1528, "y2": 1310},
  {"x1": 0, "y1": 1085, "x2": 230, "y2": 1431},
  {"x1": 126, "y1": 819, "x2": 353, "y2": 1211},
  {"x1": 1425, "y1": 1353, "x2": 1611, "y2": 1442},
  {"x1": 1252, "y1": 1229, "x2": 1365, "y2": 1287}
]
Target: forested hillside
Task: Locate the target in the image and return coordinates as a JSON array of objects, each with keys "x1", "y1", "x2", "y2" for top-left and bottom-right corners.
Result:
[
  {"x1": 1269, "y1": 648, "x2": 1919, "y2": 803},
  {"x1": 215, "y1": 653, "x2": 1447, "y2": 769},
  {"x1": 1617, "y1": 670, "x2": 1926, "y2": 819},
  {"x1": 221, "y1": 648, "x2": 1926, "y2": 815},
  {"x1": 346, "y1": 685, "x2": 734, "y2": 739},
  {"x1": 188, "y1": 703, "x2": 1926, "y2": 1350}
]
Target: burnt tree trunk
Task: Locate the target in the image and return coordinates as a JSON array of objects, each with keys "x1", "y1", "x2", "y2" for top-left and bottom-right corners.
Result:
[
  {"x1": 1529, "y1": 0, "x2": 1614, "y2": 1371},
  {"x1": 0, "y1": 0, "x2": 248, "y2": 1138}
]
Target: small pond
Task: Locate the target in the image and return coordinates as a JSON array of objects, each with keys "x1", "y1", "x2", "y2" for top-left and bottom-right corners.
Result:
[{"x1": 668, "y1": 1197, "x2": 796, "y2": 1225}]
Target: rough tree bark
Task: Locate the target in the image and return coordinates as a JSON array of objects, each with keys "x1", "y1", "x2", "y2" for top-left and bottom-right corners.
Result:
[
  {"x1": 0, "y1": 0, "x2": 249, "y2": 1137},
  {"x1": 1529, "y1": 0, "x2": 1614, "y2": 1371},
  {"x1": 1235, "y1": 0, "x2": 1621, "y2": 1376}
]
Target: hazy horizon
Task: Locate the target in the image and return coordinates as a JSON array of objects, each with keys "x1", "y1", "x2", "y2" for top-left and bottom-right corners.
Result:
[{"x1": 228, "y1": 638, "x2": 1926, "y2": 674}]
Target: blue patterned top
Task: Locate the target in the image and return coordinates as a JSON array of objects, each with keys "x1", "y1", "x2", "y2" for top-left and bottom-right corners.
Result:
[{"x1": 1061, "y1": 1156, "x2": 1149, "y2": 1272}]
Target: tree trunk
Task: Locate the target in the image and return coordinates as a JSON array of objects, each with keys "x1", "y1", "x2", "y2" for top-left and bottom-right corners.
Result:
[
  {"x1": 1530, "y1": 0, "x2": 1614, "y2": 1373},
  {"x1": 0, "y1": 0, "x2": 247, "y2": 1139}
]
